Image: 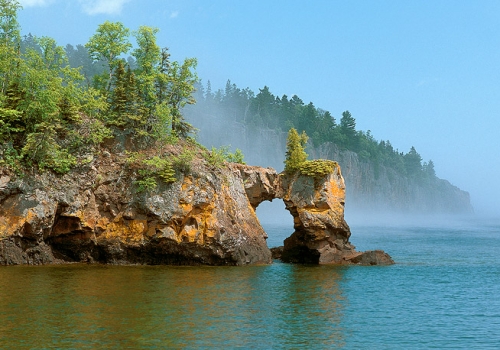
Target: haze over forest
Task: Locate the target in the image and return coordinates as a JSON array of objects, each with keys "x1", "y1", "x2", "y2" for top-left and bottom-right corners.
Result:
[{"x1": 16, "y1": 0, "x2": 500, "y2": 217}]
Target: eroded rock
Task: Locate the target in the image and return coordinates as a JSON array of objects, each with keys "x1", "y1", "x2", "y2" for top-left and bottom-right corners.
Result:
[
  {"x1": 234, "y1": 163, "x2": 394, "y2": 265},
  {"x1": 0, "y1": 156, "x2": 393, "y2": 266}
]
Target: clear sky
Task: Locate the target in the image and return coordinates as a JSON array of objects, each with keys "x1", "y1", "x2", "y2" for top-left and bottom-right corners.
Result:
[{"x1": 17, "y1": 0, "x2": 500, "y2": 216}]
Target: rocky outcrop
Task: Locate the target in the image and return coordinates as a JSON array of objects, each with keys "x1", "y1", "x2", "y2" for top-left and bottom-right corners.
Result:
[
  {"x1": 236, "y1": 163, "x2": 393, "y2": 265},
  {"x1": 0, "y1": 155, "x2": 393, "y2": 266},
  {"x1": 0, "y1": 161, "x2": 271, "y2": 265}
]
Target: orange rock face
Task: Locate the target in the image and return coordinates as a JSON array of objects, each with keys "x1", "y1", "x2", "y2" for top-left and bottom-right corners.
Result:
[
  {"x1": 0, "y1": 158, "x2": 393, "y2": 266},
  {"x1": 235, "y1": 163, "x2": 393, "y2": 265}
]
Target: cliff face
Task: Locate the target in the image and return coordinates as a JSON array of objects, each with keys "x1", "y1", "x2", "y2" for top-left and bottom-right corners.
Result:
[
  {"x1": 0, "y1": 154, "x2": 393, "y2": 266},
  {"x1": 186, "y1": 115, "x2": 473, "y2": 215},
  {"x1": 0, "y1": 158, "x2": 271, "y2": 265},
  {"x1": 310, "y1": 142, "x2": 473, "y2": 214}
]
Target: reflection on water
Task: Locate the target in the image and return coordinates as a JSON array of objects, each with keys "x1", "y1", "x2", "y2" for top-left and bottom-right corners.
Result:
[
  {"x1": 3, "y1": 222, "x2": 500, "y2": 348},
  {"x1": 279, "y1": 266, "x2": 345, "y2": 348},
  {"x1": 0, "y1": 264, "x2": 346, "y2": 349}
]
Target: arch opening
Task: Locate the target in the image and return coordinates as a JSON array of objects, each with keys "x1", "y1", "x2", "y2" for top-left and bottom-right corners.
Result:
[{"x1": 254, "y1": 200, "x2": 294, "y2": 249}]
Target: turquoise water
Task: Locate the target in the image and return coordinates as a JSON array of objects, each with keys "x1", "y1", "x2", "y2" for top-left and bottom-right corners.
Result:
[{"x1": 1, "y1": 218, "x2": 500, "y2": 349}]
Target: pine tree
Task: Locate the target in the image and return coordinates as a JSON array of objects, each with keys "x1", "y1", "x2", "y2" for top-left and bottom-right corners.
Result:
[
  {"x1": 125, "y1": 65, "x2": 147, "y2": 132},
  {"x1": 109, "y1": 60, "x2": 128, "y2": 126},
  {"x1": 340, "y1": 110, "x2": 357, "y2": 150},
  {"x1": 284, "y1": 128, "x2": 308, "y2": 173},
  {"x1": 404, "y1": 146, "x2": 423, "y2": 177},
  {"x1": 423, "y1": 159, "x2": 436, "y2": 179}
]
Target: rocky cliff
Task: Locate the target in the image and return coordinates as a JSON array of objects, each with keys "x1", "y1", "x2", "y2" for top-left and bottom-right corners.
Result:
[
  {"x1": 310, "y1": 142, "x2": 473, "y2": 214},
  {"x1": 0, "y1": 149, "x2": 393, "y2": 266},
  {"x1": 185, "y1": 114, "x2": 473, "y2": 215}
]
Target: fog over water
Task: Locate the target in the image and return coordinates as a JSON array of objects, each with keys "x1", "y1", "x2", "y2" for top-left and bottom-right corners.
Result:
[{"x1": 17, "y1": 0, "x2": 500, "y2": 218}]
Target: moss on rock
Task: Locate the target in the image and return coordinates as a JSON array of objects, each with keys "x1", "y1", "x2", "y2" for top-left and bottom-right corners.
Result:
[{"x1": 298, "y1": 159, "x2": 338, "y2": 178}]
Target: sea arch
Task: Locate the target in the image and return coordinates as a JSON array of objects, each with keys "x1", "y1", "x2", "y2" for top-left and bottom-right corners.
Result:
[{"x1": 234, "y1": 163, "x2": 360, "y2": 264}]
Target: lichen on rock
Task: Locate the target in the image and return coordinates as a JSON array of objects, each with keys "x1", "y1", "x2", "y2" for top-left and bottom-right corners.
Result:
[
  {"x1": 235, "y1": 163, "x2": 394, "y2": 265},
  {"x1": 0, "y1": 151, "x2": 393, "y2": 266}
]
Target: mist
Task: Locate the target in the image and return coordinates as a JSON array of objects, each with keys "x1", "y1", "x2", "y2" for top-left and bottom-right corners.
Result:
[
  {"x1": 183, "y1": 83, "x2": 475, "y2": 230},
  {"x1": 15, "y1": 0, "x2": 500, "y2": 219}
]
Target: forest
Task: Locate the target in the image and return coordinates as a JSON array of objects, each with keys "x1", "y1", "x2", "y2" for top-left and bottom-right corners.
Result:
[
  {"x1": 1, "y1": 0, "x2": 435, "y2": 187},
  {"x1": 187, "y1": 80, "x2": 437, "y2": 182},
  {"x1": 0, "y1": 0, "x2": 201, "y2": 178}
]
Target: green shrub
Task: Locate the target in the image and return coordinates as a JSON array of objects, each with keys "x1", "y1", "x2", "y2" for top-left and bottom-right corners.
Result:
[
  {"x1": 226, "y1": 148, "x2": 245, "y2": 164},
  {"x1": 135, "y1": 176, "x2": 157, "y2": 192},
  {"x1": 205, "y1": 146, "x2": 246, "y2": 168},
  {"x1": 298, "y1": 159, "x2": 337, "y2": 178},
  {"x1": 205, "y1": 146, "x2": 226, "y2": 168},
  {"x1": 173, "y1": 149, "x2": 194, "y2": 173},
  {"x1": 126, "y1": 152, "x2": 177, "y2": 192},
  {"x1": 21, "y1": 131, "x2": 77, "y2": 174},
  {"x1": 158, "y1": 164, "x2": 176, "y2": 183},
  {"x1": 0, "y1": 144, "x2": 22, "y2": 173},
  {"x1": 50, "y1": 149, "x2": 77, "y2": 174}
]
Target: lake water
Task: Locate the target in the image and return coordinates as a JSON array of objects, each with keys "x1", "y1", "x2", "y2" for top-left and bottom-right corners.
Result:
[{"x1": 1, "y1": 217, "x2": 499, "y2": 349}]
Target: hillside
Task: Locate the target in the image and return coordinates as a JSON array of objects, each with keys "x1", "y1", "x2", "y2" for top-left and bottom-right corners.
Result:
[{"x1": 183, "y1": 82, "x2": 473, "y2": 215}]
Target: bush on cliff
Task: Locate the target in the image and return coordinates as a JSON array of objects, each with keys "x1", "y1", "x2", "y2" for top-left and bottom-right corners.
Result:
[
  {"x1": 284, "y1": 128, "x2": 308, "y2": 173},
  {"x1": 298, "y1": 159, "x2": 338, "y2": 177},
  {"x1": 205, "y1": 146, "x2": 246, "y2": 168}
]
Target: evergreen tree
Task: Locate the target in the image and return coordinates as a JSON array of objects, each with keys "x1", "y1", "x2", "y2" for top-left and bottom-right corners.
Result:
[
  {"x1": 154, "y1": 47, "x2": 170, "y2": 102},
  {"x1": 284, "y1": 127, "x2": 308, "y2": 173},
  {"x1": 423, "y1": 159, "x2": 436, "y2": 178},
  {"x1": 340, "y1": 110, "x2": 357, "y2": 149},
  {"x1": 404, "y1": 146, "x2": 423, "y2": 177},
  {"x1": 300, "y1": 101, "x2": 316, "y2": 137},
  {"x1": 125, "y1": 66, "x2": 141, "y2": 115},
  {"x1": 205, "y1": 80, "x2": 213, "y2": 101},
  {"x1": 65, "y1": 43, "x2": 106, "y2": 87},
  {"x1": 109, "y1": 60, "x2": 128, "y2": 125},
  {"x1": 250, "y1": 86, "x2": 275, "y2": 127},
  {"x1": 85, "y1": 21, "x2": 132, "y2": 92},
  {"x1": 20, "y1": 33, "x2": 40, "y2": 54}
]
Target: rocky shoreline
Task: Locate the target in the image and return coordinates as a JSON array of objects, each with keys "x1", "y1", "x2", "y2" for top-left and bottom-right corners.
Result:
[{"x1": 0, "y1": 153, "x2": 393, "y2": 266}]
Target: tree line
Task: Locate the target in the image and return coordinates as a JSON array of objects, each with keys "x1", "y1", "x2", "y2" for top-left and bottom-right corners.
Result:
[
  {"x1": 1, "y1": 0, "x2": 436, "y2": 183},
  {"x1": 190, "y1": 80, "x2": 436, "y2": 181},
  {"x1": 0, "y1": 0, "x2": 197, "y2": 173}
]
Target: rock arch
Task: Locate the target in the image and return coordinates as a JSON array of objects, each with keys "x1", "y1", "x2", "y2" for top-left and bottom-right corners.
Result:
[{"x1": 235, "y1": 164, "x2": 393, "y2": 265}]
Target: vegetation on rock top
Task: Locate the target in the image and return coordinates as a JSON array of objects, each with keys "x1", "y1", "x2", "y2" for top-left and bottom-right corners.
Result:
[
  {"x1": 284, "y1": 127, "x2": 337, "y2": 178},
  {"x1": 0, "y1": 1, "x2": 245, "y2": 185}
]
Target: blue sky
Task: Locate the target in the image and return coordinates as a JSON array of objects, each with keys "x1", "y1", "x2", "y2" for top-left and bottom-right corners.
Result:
[{"x1": 17, "y1": 0, "x2": 500, "y2": 215}]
